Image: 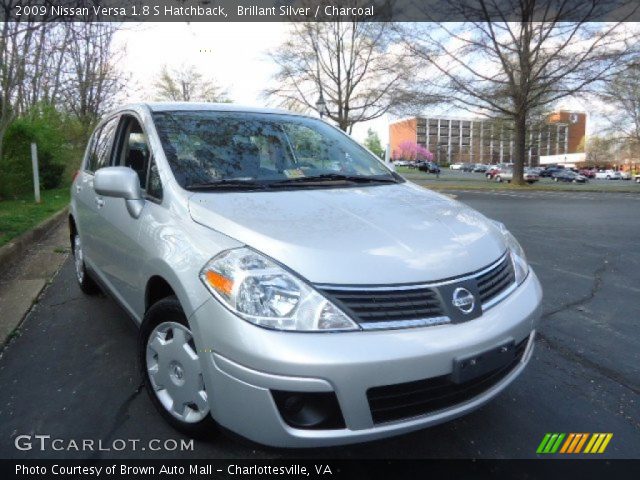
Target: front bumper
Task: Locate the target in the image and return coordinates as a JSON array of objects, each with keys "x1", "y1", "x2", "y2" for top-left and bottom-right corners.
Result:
[{"x1": 188, "y1": 270, "x2": 542, "y2": 447}]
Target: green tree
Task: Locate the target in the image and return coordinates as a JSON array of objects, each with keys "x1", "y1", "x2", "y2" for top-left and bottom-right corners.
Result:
[{"x1": 363, "y1": 128, "x2": 384, "y2": 158}]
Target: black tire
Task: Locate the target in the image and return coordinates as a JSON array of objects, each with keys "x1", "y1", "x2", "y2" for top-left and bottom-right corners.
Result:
[
  {"x1": 139, "y1": 296, "x2": 216, "y2": 439},
  {"x1": 72, "y1": 232, "x2": 100, "y2": 295}
]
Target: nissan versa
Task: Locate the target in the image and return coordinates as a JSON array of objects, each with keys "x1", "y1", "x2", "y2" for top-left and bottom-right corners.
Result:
[{"x1": 69, "y1": 103, "x2": 542, "y2": 447}]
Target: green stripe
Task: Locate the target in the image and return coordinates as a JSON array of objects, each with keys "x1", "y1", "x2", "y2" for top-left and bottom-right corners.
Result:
[
  {"x1": 537, "y1": 433, "x2": 552, "y2": 454},
  {"x1": 550, "y1": 433, "x2": 566, "y2": 453},
  {"x1": 543, "y1": 434, "x2": 559, "y2": 453}
]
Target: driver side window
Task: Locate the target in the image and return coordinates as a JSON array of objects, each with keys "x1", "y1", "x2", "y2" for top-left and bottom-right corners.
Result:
[{"x1": 113, "y1": 115, "x2": 163, "y2": 202}]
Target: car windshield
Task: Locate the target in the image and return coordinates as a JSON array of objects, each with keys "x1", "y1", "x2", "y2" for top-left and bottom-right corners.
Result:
[{"x1": 152, "y1": 110, "x2": 397, "y2": 190}]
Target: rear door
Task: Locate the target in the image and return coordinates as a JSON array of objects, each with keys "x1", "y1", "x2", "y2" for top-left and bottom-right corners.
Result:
[{"x1": 75, "y1": 116, "x2": 120, "y2": 271}]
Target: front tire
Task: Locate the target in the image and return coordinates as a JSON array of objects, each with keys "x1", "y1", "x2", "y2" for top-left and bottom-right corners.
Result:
[
  {"x1": 139, "y1": 296, "x2": 216, "y2": 438},
  {"x1": 73, "y1": 233, "x2": 100, "y2": 294}
]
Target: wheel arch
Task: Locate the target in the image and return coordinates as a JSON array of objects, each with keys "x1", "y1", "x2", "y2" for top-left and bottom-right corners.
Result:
[{"x1": 145, "y1": 275, "x2": 178, "y2": 313}]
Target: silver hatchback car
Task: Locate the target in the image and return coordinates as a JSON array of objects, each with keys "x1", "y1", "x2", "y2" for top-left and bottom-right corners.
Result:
[{"x1": 69, "y1": 103, "x2": 542, "y2": 447}]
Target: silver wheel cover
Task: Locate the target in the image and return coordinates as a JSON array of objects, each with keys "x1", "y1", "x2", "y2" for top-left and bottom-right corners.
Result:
[{"x1": 146, "y1": 321, "x2": 209, "y2": 423}]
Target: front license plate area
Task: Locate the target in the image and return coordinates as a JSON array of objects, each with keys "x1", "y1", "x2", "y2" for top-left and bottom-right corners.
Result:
[{"x1": 452, "y1": 341, "x2": 516, "y2": 384}]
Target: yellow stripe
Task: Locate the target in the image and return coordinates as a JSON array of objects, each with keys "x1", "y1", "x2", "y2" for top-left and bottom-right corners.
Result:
[
  {"x1": 590, "y1": 434, "x2": 606, "y2": 453},
  {"x1": 584, "y1": 434, "x2": 598, "y2": 453},
  {"x1": 560, "y1": 433, "x2": 575, "y2": 453},
  {"x1": 597, "y1": 434, "x2": 613, "y2": 453},
  {"x1": 574, "y1": 433, "x2": 588, "y2": 453},
  {"x1": 567, "y1": 434, "x2": 582, "y2": 453}
]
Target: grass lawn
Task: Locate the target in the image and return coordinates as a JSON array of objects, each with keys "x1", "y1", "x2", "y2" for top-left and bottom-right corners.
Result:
[{"x1": 0, "y1": 187, "x2": 70, "y2": 247}]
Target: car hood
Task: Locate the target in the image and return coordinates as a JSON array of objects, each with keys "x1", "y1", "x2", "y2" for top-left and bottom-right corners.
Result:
[{"x1": 188, "y1": 182, "x2": 506, "y2": 284}]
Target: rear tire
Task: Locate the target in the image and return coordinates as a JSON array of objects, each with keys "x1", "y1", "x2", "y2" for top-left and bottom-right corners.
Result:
[
  {"x1": 72, "y1": 233, "x2": 100, "y2": 295},
  {"x1": 140, "y1": 296, "x2": 216, "y2": 439}
]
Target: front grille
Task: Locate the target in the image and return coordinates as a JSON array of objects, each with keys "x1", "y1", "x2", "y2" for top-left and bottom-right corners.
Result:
[
  {"x1": 318, "y1": 252, "x2": 515, "y2": 329},
  {"x1": 319, "y1": 287, "x2": 445, "y2": 328},
  {"x1": 367, "y1": 338, "x2": 528, "y2": 424},
  {"x1": 477, "y1": 254, "x2": 515, "y2": 305}
]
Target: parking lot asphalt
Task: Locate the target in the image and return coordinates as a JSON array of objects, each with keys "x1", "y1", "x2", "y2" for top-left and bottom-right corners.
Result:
[
  {"x1": 0, "y1": 189, "x2": 638, "y2": 459},
  {"x1": 402, "y1": 168, "x2": 640, "y2": 192}
]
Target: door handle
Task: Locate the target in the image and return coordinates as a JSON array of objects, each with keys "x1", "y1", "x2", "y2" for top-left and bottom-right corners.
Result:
[{"x1": 95, "y1": 197, "x2": 105, "y2": 208}]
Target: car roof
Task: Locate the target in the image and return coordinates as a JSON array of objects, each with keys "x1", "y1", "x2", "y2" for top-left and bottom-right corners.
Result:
[{"x1": 117, "y1": 102, "x2": 308, "y2": 117}]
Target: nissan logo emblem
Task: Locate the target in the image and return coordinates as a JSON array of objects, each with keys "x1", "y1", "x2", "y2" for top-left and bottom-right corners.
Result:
[{"x1": 452, "y1": 287, "x2": 475, "y2": 314}]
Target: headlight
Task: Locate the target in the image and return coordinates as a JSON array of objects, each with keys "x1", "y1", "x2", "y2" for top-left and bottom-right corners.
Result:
[
  {"x1": 199, "y1": 248, "x2": 359, "y2": 332},
  {"x1": 492, "y1": 221, "x2": 530, "y2": 285}
]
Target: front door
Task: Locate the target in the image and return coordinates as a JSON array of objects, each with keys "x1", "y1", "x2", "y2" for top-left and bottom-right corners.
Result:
[{"x1": 92, "y1": 114, "x2": 153, "y2": 317}]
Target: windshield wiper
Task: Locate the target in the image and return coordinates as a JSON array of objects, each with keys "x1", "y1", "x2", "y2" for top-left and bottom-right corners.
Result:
[
  {"x1": 270, "y1": 173, "x2": 398, "y2": 186},
  {"x1": 185, "y1": 179, "x2": 269, "y2": 191}
]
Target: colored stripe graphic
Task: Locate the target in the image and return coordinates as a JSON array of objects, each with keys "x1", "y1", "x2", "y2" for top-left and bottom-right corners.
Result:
[
  {"x1": 574, "y1": 433, "x2": 588, "y2": 453},
  {"x1": 536, "y1": 433, "x2": 552, "y2": 454},
  {"x1": 584, "y1": 433, "x2": 613, "y2": 454},
  {"x1": 536, "y1": 433, "x2": 565, "y2": 454},
  {"x1": 560, "y1": 433, "x2": 575, "y2": 453},
  {"x1": 538, "y1": 433, "x2": 613, "y2": 454}
]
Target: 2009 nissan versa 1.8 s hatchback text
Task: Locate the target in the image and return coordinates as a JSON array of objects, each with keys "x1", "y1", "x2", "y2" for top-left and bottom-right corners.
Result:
[{"x1": 69, "y1": 103, "x2": 542, "y2": 447}]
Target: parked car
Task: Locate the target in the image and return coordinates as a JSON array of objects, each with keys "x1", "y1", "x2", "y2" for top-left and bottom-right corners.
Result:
[
  {"x1": 494, "y1": 169, "x2": 539, "y2": 184},
  {"x1": 461, "y1": 163, "x2": 475, "y2": 172},
  {"x1": 594, "y1": 169, "x2": 621, "y2": 180},
  {"x1": 578, "y1": 169, "x2": 595, "y2": 179},
  {"x1": 539, "y1": 167, "x2": 564, "y2": 178},
  {"x1": 473, "y1": 164, "x2": 489, "y2": 173},
  {"x1": 449, "y1": 163, "x2": 464, "y2": 170},
  {"x1": 394, "y1": 160, "x2": 411, "y2": 167},
  {"x1": 485, "y1": 167, "x2": 502, "y2": 180},
  {"x1": 70, "y1": 103, "x2": 541, "y2": 447},
  {"x1": 618, "y1": 171, "x2": 631, "y2": 180},
  {"x1": 418, "y1": 161, "x2": 441, "y2": 174},
  {"x1": 552, "y1": 170, "x2": 588, "y2": 183}
]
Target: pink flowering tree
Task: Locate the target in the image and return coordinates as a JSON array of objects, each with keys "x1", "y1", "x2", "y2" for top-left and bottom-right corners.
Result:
[{"x1": 393, "y1": 140, "x2": 434, "y2": 162}]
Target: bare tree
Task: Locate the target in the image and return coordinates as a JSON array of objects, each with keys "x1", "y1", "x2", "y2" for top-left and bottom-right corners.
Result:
[
  {"x1": 265, "y1": 21, "x2": 420, "y2": 133},
  {"x1": 0, "y1": 4, "x2": 41, "y2": 160},
  {"x1": 402, "y1": 1, "x2": 639, "y2": 183},
  {"x1": 599, "y1": 64, "x2": 640, "y2": 153},
  {"x1": 61, "y1": 22, "x2": 127, "y2": 136},
  {"x1": 585, "y1": 135, "x2": 617, "y2": 166},
  {"x1": 154, "y1": 64, "x2": 229, "y2": 103}
]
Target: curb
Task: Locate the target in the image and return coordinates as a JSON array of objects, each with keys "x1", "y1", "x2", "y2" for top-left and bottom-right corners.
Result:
[{"x1": 0, "y1": 206, "x2": 69, "y2": 277}]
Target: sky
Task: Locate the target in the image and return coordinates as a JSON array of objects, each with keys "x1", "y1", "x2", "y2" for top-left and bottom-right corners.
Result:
[
  {"x1": 113, "y1": 22, "x2": 390, "y2": 144},
  {"x1": 113, "y1": 22, "x2": 608, "y2": 145}
]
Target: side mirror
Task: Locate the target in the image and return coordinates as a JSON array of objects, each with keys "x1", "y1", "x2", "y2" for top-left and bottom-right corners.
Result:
[{"x1": 94, "y1": 167, "x2": 144, "y2": 218}]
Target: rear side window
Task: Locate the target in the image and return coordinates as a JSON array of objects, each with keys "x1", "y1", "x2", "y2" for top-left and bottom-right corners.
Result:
[{"x1": 87, "y1": 117, "x2": 119, "y2": 173}]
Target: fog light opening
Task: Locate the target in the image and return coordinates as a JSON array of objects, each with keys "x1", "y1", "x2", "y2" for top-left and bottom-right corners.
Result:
[{"x1": 272, "y1": 391, "x2": 345, "y2": 430}]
